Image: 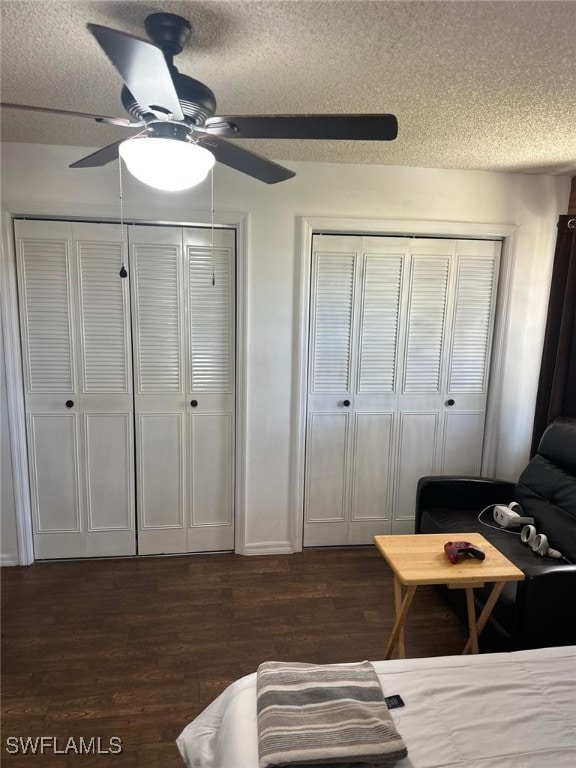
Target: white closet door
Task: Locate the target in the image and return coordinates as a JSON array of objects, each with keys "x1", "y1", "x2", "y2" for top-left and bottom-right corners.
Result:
[
  {"x1": 15, "y1": 220, "x2": 135, "y2": 558},
  {"x1": 440, "y1": 240, "x2": 500, "y2": 472},
  {"x1": 304, "y1": 234, "x2": 501, "y2": 545},
  {"x1": 393, "y1": 238, "x2": 500, "y2": 532},
  {"x1": 75, "y1": 223, "x2": 135, "y2": 556},
  {"x1": 305, "y1": 236, "x2": 409, "y2": 546},
  {"x1": 131, "y1": 225, "x2": 187, "y2": 555},
  {"x1": 348, "y1": 238, "x2": 407, "y2": 545},
  {"x1": 131, "y1": 225, "x2": 235, "y2": 555},
  {"x1": 184, "y1": 227, "x2": 235, "y2": 552},
  {"x1": 394, "y1": 239, "x2": 454, "y2": 530},
  {"x1": 304, "y1": 236, "x2": 359, "y2": 546}
]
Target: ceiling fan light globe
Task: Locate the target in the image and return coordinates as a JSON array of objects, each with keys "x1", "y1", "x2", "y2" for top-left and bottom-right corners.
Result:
[{"x1": 119, "y1": 137, "x2": 215, "y2": 191}]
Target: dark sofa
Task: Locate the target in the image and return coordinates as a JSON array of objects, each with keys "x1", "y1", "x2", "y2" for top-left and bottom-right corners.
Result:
[{"x1": 416, "y1": 418, "x2": 576, "y2": 651}]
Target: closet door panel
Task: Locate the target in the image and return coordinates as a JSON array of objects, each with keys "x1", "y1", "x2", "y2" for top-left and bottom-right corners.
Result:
[
  {"x1": 28, "y1": 412, "x2": 84, "y2": 558},
  {"x1": 304, "y1": 413, "x2": 349, "y2": 546},
  {"x1": 137, "y1": 413, "x2": 186, "y2": 554},
  {"x1": 132, "y1": 225, "x2": 236, "y2": 554},
  {"x1": 304, "y1": 236, "x2": 360, "y2": 546},
  {"x1": 15, "y1": 220, "x2": 84, "y2": 558},
  {"x1": 16, "y1": 223, "x2": 76, "y2": 394},
  {"x1": 403, "y1": 252, "x2": 451, "y2": 395},
  {"x1": 448, "y1": 248, "x2": 499, "y2": 395},
  {"x1": 187, "y1": 412, "x2": 234, "y2": 551},
  {"x1": 76, "y1": 233, "x2": 130, "y2": 394},
  {"x1": 441, "y1": 411, "x2": 484, "y2": 476},
  {"x1": 29, "y1": 413, "x2": 81, "y2": 532},
  {"x1": 350, "y1": 242, "x2": 409, "y2": 542},
  {"x1": 74, "y1": 223, "x2": 135, "y2": 556},
  {"x1": 309, "y1": 248, "x2": 356, "y2": 396},
  {"x1": 357, "y1": 252, "x2": 403, "y2": 394},
  {"x1": 187, "y1": 239, "x2": 234, "y2": 395},
  {"x1": 394, "y1": 412, "x2": 439, "y2": 532},
  {"x1": 395, "y1": 241, "x2": 454, "y2": 532},
  {"x1": 16, "y1": 220, "x2": 137, "y2": 559},
  {"x1": 348, "y1": 412, "x2": 394, "y2": 544},
  {"x1": 84, "y1": 413, "x2": 132, "y2": 530},
  {"x1": 184, "y1": 227, "x2": 236, "y2": 552},
  {"x1": 130, "y1": 226, "x2": 186, "y2": 554},
  {"x1": 438, "y1": 240, "x2": 501, "y2": 477},
  {"x1": 132, "y1": 235, "x2": 184, "y2": 395}
]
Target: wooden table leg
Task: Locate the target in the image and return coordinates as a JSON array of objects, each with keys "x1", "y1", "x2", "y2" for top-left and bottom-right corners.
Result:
[
  {"x1": 385, "y1": 585, "x2": 416, "y2": 660},
  {"x1": 462, "y1": 581, "x2": 506, "y2": 655},
  {"x1": 465, "y1": 587, "x2": 479, "y2": 654},
  {"x1": 393, "y1": 576, "x2": 406, "y2": 659}
]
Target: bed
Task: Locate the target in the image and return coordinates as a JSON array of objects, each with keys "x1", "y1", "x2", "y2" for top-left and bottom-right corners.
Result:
[{"x1": 177, "y1": 645, "x2": 576, "y2": 768}]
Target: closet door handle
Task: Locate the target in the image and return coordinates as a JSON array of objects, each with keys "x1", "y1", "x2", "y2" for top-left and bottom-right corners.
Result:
[
  {"x1": 342, "y1": 399, "x2": 351, "y2": 407},
  {"x1": 190, "y1": 400, "x2": 198, "y2": 408},
  {"x1": 65, "y1": 400, "x2": 74, "y2": 408},
  {"x1": 445, "y1": 399, "x2": 455, "y2": 407}
]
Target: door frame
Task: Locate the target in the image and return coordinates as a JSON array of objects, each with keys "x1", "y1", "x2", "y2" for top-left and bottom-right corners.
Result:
[
  {"x1": 1, "y1": 203, "x2": 249, "y2": 564},
  {"x1": 289, "y1": 216, "x2": 518, "y2": 553}
]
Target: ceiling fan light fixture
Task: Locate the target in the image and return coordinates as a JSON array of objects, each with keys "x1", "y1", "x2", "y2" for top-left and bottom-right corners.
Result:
[{"x1": 119, "y1": 136, "x2": 215, "y2": 191}]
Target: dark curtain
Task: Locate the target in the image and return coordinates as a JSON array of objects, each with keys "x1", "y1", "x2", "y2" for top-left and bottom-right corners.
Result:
[{"x1": 531, "y1": 215, "x2": 576, "y2": 454}]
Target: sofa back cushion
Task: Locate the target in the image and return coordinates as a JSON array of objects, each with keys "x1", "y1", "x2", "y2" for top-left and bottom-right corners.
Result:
[{"x1": 516, "y1": 419, "x2": 576, "y2": 562}]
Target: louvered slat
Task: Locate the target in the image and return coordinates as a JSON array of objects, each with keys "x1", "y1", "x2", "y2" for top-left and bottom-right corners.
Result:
[
  {"x1": 78, "y1": 240, "x2": 129, "y2": 392},
  {"x1": 311, "y1": 253, "x2": 355, "y2": 393},
  {"x1": 404, "y1": 256, "x2": 449, "y2": 393},
  {"x1": 188, "y1": 246, "x2": 232, "y2": 392},
  {"x1": 358, "y1": 255, "x2": 402, "y2": 392},
  {"x1": 134, "y1": 244, "x2": 181, "y2": 392},
  {"x1": 449, "y1": 256, "x2": 497, "y2": 392},
  {"x1": 20, "y1": 239, "x2": 74, "y2": 392}
]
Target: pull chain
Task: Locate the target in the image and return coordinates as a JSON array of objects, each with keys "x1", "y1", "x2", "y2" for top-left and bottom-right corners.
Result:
[
  {"x1": 118, "y1": 157, "x2": 127, "y2": 278},
  {"x1": 210, "y1": 166, "x2": 215, "y2": 286}
]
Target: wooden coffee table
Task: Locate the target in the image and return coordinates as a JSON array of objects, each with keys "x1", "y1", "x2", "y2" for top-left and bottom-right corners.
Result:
[{"x1": 374, "y1": 533, "x2": 524, "y2": 658}]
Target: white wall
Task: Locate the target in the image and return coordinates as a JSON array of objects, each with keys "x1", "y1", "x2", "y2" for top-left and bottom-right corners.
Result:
[
  {"x1": 1, "y1": 308, "x2": 19, "y2": 564},
  {"x1": 0, "y1": 142, "x2": 570, "y2": 553}
]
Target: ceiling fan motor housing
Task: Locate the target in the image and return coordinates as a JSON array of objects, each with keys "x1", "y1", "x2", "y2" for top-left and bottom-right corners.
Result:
[
  {"x1": 144, "y1": 12, "x2": 192, "y2": 57},
  {"x1": 121, "y1": 73, "x2": 217, "y2": 126},
  {"x1": 121, "y1": 12, "x2": 216, "y2": 126}
]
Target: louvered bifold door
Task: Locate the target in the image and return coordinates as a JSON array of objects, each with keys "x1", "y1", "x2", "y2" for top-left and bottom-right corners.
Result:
[
  {"x1": 303, "y1": 234, "x2": 501, "y2": 545},
  {"x1": 304, "y1": 235, "x2": 360, "y2": 546},
  {"x1": 392, "y1": 238, "x2": 501, "y2": 532},
  {"x1": 184, "y1": 227, "x2": 235, "y2": 552},
  {"x1": 347, "y1": 238, "x2": 408, "y2": 544},
  {"x1": 130, "y1": 225, "x2": 187, "y2": 555},
  {"x1": 74, "y1": 223, "x2": 135, "y2": 556},
  {"x1": 439, "y1": 239, "x2": 501, "y2": 477},
  {"x1": 131, "y1": 225, "x2": 236, "y2": 555},
  {"x1": 15, "y1": 219, "x2": 135, "y2": 558}
]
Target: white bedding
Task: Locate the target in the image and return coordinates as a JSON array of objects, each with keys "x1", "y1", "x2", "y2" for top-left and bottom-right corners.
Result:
[{"x1": 177, "y1": 646, "x2": 576, "y2": 768}]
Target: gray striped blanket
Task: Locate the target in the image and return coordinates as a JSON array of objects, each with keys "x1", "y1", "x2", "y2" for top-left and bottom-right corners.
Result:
[{"x1": 256, "y1": 661, "x2": 408, "y2": 767}]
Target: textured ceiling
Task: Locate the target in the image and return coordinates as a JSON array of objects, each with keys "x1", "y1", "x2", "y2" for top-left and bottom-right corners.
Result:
[{"x1": 1, "y1": 0, "x2": 575, "y2": 175}]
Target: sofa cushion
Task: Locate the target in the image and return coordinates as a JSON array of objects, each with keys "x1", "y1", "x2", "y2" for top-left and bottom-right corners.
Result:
[
  {"x1": 419, "y1": 508, "x2": 560, "y2": 572},
  {"x1": 516, "y1": 455, "x2": 576, "y2": 562},
  {"x1": 418, "y1": 506, "x2": 558, "y2": 634}
]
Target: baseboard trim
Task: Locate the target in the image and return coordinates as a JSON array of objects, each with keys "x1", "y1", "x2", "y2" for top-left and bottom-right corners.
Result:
[
  {"x1": 1, "y1": 555, "x2": 21, "y2": 567},
  {"x1": 243, "y1": 541, "x2": 294, "y2": 556}
]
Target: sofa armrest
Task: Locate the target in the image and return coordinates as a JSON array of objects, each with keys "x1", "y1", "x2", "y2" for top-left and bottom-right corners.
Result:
[
  {"x1": 513, "y1": 564, "x2": 576, "y2": 649},
  {"x1": 415, "y1": 476, "x2": 516, "y2": 533}
]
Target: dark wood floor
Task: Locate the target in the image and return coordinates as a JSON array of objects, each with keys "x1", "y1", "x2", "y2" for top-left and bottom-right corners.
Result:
[{"x1": 1, "y1": 547, "x2": 467, "y2": 767}]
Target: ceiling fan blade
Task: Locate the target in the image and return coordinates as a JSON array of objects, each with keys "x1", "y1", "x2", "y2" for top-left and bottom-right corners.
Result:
[
  {"x1": 0, "y1": 101, "x2": 140, "y2": 126},
  {"x1": 87, "y1": 24, "x2": 184, "y2": 121},
  {"x1": 204, "y1": 114, "x2": 398, "y2": 141},
  {"x1": 70, "y1": 140, "x2": 124, "y2": 168},
  {"x1": 197, "y1": 136, "x2": 295, "y2": 184}
]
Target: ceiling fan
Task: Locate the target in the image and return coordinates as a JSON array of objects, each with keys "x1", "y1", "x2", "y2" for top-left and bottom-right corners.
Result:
[{"x1": 1, "y1": 12, "x2": 398, "y2": 190}]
